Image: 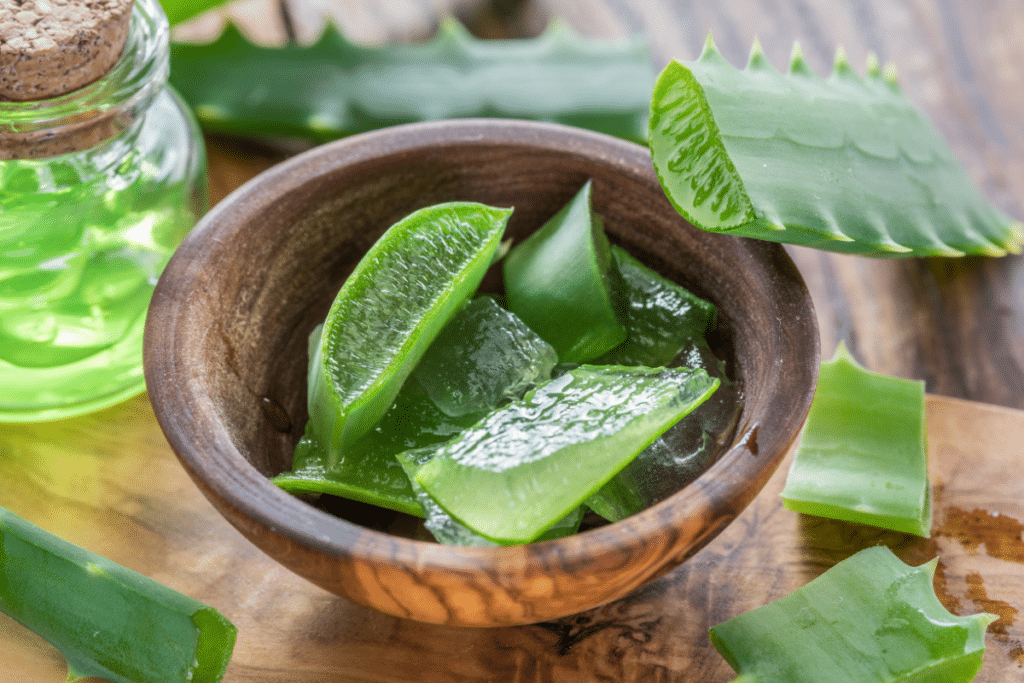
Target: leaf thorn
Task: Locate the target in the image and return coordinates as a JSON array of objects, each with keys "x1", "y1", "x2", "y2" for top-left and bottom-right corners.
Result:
[{"x1": 788, "y1": 41, "x2": 817, "y2": 77}]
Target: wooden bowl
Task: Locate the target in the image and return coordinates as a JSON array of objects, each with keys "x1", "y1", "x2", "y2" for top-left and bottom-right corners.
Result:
[{"x1": 144, "y1": 119, "x2": 819, "y2": 627}]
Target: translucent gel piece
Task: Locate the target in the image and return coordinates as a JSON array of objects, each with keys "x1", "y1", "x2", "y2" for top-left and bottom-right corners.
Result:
[
  {"x1": 781, "y1": 342, "x2": 930, "y2": 537},
  {"x1": 415, "y1": 364, "x2": 718, "y2": 544},
  {"x1": 587, "y1": 340, "x2": 741, "y2": 521},
  {"x1": 596, "y1": 245, "x2": 716, "y2": 367},
  {"x1": 709, "y1": 546, "x2": 996, "y2": 683},
  {"x1": 412, "y1": 296, "x2": 557, "y2": 417}
]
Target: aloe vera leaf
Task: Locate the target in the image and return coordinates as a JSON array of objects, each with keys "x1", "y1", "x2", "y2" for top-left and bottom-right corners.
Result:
[
  {"x1": 0, "y1": 506, "x2": 236, "y2": 683},
  {"x1": 159, "y1": 0, "x2": 224, "y2": 26},
  {"x1": 274, "y1": 378, "x2": 482, "y2": 517},
  {"x1": 168, "y1": 19, "x2": 654, "y2": 144},
  {"x1": 414, "y1": 365, "x2": 718, "y2": 545},
  {"x1": 649, "y1": 37, "x2": 1024, "y2": 257},
  {"x1": 412, "y1": 296, "x2": 557, "y2": 417},
  {"x1": 781, "y1": 342, "x2": 930, "y2": 537},
  {"x1": 709, "y1": 546, "x2": 997, "y2": 683},
  {"x1": 587, "y1": 340, "x2": 741, "y2": 522},
  {"x1": 595, "y1": 245, "x2": 716, "y2": 367},
  {"x1": 308, "y1": 202, "x2": 510, "y2": 464},
  {"x1": 503, "y1": 181, "x2": 627, "y2": 363},
  {"x1": 396, "y1": 448, "x2": 584, "y2": 546}
]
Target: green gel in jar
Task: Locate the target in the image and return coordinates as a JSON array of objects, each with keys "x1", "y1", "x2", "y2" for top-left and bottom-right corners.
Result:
[{"x1": 0, "y1": 0, "x2": 207, "y2": 422}]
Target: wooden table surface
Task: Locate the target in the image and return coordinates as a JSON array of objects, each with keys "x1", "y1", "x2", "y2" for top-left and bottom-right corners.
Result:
[{"x1": 2, "y1": 0, "x2": 1024, "y2": 681}]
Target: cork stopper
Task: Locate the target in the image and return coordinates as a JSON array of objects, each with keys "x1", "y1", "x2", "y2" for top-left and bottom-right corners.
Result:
[{"x1": 0, "y1": 0, "x2": 135, "y2": 102}]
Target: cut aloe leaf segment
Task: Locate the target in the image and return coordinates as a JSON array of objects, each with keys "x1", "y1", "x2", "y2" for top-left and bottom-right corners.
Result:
[
  {"x1": 503, "y1": 181, "x2": 627, "y2": 363},
  {"x1": 414, "y1": 365, "x2": 719, "y2": 544},
  {"x1": 709, "y1": 546, "x2": 996, "y2": 683},
  {"x1": 396, "y1": 449, "x2": 584, "y2": 546},
  {"x1": 308, "y1": 202, "x2": 511, "y2": 465},
  {"x1": 781, "y1": 342, "x2": 931, "y2": 537},
  {"x1": 649, "y1": 36, "x2": 1023, "y2": 257},
  {"x1": 0, "y1": 505, "x2": 236, "y2": 683}
]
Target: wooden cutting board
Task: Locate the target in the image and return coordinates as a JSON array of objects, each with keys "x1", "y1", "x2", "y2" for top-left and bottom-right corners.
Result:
[{"x1": 0, "y1": 393, "x2": 1021, "y2": 682}]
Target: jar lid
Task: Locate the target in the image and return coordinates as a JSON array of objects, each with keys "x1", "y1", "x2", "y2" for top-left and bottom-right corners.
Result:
[{"x1": 0, "y1": 0, "x2": 135, "y2": 101}]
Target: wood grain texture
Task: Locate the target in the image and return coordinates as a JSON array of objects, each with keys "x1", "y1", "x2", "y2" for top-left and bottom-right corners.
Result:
[{"x1": 3, "y1": 0, "x2": 1023, "y2": 679}]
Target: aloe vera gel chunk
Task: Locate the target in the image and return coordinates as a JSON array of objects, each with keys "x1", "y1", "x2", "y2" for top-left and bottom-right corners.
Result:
[
  {"x1": 596, "y1": 245, "x2": 716, "y2": 367},
  {"x1": 0, "y1": 506, "x2": 236, "y2": 683},
  {"x1": 412, "y1": 296, "x2": 557, "y2": 417},
  {"x1": 709, "y1": 546, "x2": 996, "y2": 683},
  {"x1": 781, "y1": 343, "x2": 930, "y2": 536},
  {"x1": 308, "y1": 202, "x2": 511, "y2": 463},
  {"x1": 274, "y1": 373, "x2": 482, "y2": 517},
  {"x1": 503, "y1": 181, "x2": 627, "y2": 363},
  {"x1": 415, "y1": 365, "x2": 718, "y2": 544}
]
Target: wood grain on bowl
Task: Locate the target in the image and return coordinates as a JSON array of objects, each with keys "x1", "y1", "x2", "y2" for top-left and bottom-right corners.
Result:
[{"x1": 143, "y1": 119, "x2": 819, "y2": 626}]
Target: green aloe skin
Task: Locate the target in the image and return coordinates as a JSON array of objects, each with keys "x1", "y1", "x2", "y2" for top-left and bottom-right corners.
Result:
[
  {"x1": 0, "y1": 506, "x2": 236, "y2": 683},
  {"x1": 307, "y1": 202, "x2": 510, "y2": 464},
  {"x1": 709, "y1": 546, "x2": 996, "y2": 683},
  {"x1": 169, "y1": 19, "x2": 654, "y2": 145},
  {"x1": 781, "y1": 342, "x2": 931, "y2": 537},
  {"x1": 414, "y1": 365, "x2": 719, "y2": 545},
  {"x1": 503, "y1": 181, "x2": 627, "y2": 363},
  {"x1": 649, "y1": 36, "x2": 1023, "y2": 257}
]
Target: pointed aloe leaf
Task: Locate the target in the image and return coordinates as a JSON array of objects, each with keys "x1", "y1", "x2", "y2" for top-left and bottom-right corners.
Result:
[
  {"x1": 0, "y1": 506, "x2": 236, "y2": 683},
  {"x1": 169, "y1": 19, "x2": 655, "y2": 144},
  {"x1": 503, "y1": 181, "x2": 627, "y2": 363},
  {"x1": 308, "y1": 202, "x2": 510, "y2": 465},
  {"x1": 649, "y1": 37, "x2": 1024, "y2": 257},
  {"x1": 414, "y1": 365, "x2": 719, "y2": 545},
  {"x1": 709, "y1": 546, "x2": 997, "y2": 683}
]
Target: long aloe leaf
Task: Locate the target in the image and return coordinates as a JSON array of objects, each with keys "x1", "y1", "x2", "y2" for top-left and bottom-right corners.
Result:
[
  {"x1": 649, "y1": 36, "x2": 1024, "y2": 257},
  {"x1": 0, "y1": 506, "x2": 236, "y2": 683},
  {"x1": 169, "y1": 19, "x2": 655, "y2": 144},
  {"x1": 159, "y1": 0, "x2": 224, "y2": 26}
]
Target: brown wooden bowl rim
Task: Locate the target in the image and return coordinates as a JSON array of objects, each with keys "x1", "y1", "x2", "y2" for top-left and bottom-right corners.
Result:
[{"x1": 145, "y1": 118, "x2": 819, "y2": 585}]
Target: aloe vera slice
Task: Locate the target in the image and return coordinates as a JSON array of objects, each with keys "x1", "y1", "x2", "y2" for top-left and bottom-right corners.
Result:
[
  {"x1": 396, "y1": 448, "x2": 584, "y2": 546},
  {"x1": 587, "y1": 342, "x2": 741, "y2": 521},
  {"x1": 274, "y1": 377, "x2": 482, "y2": 516},
  {"x1": 649, "y1": 37, "x2": 1024, "y2": 257},
  {"x1": 414, "y1": 365, "x2": 719, "y2": 544},
  {"x1": 0, "y1": 505, "x2": 236, "y2": 683},
  {"x1": 412, "y1": 296, "x2": 557, "y2": 417},
  {"x1": 503, "y1": 181, "x2": 627, "y2": 363},
  {"x1": 169, "y1": 19, "x2": 654, "y2": 144},
  {"x1": 308, "y1": 202, "x2": 510, "y2": 464},
  {"x1": 781, "y1": 343, "x2": 930, "y2": 536},
  {"x1": 709, "y1": 546, "x2": 996, "y2": 683},
  {"x1": 595, "y1": 245, "x2": 716, "y2": 367}
]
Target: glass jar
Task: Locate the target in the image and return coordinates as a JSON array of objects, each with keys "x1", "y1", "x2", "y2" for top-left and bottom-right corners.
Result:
[{"x1": 0, "y1": 0, "x2": 206, "y2": 422}]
